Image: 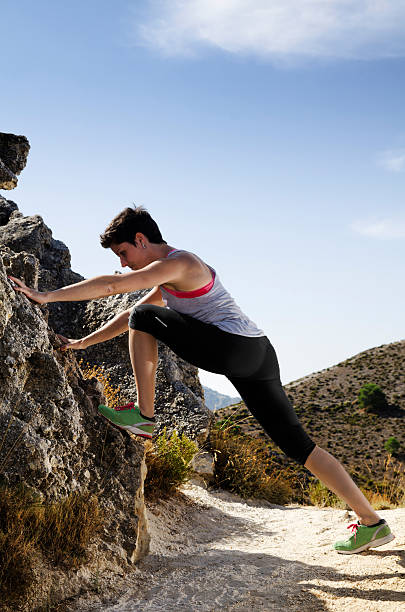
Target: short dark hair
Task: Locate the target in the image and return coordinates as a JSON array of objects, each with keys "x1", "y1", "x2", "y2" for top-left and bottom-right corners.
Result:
[{"x1": 100, "y1": 205, "x2": 167, "y2": 248}]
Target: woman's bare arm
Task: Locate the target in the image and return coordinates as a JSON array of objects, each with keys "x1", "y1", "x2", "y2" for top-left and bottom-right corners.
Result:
[
  {"x1": 59, "y1": 286, "x2": 165, "y2": 351},
  {"x1": 8, "y1": 257, "x2": 184, "y2": 304}
]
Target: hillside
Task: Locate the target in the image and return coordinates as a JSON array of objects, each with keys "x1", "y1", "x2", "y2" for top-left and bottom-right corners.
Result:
[{"x1": 215, "y1": 339, "x2": 405, "y2": 484}]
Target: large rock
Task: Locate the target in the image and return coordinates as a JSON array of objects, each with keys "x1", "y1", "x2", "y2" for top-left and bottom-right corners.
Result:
[
  {"x1": 0, "y1": 132, "x2": 30, "y2": 189},
  {"x1": 0, "y1": 198, "x2": 212, "y2": 443},
  {"x1": 0, "y1": 195, "x2": 86, "y2": 344},
  {"x1": 0, "y1": 248, "x2": 150, "y2": 610}
]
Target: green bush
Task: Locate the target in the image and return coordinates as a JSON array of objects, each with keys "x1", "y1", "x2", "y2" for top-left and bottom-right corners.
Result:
[
  {"x1": 358, "y1": 383, "x2": 387, "y2": 412},
  {"x1": 144, "y1": 429, "x2": 198, "y2": 499},
  {"x1": 384, "y1": 437, "x2": 400, "y2": 455}
]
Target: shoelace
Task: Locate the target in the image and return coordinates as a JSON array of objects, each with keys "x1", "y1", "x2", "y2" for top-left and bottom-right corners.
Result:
[
  {"x1": 347, "y1": 522, "x2": 360, "y2": 542},
  {"x1": 115, "y1": 402, "x2": 135, "y2": 411}
]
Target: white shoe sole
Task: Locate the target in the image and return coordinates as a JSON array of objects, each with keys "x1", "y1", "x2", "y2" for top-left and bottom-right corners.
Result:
[
  {"x1": 336, "y1": 532, "x2": 395, "y2": 554},
  {"x1": 99, "y1": 413, "x2": 153, "y2": 439},
  {"x1": 124, "y1": 424, "x2": 153, "y2": 439}
]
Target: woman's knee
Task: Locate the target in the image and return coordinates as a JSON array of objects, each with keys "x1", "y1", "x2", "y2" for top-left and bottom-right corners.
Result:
[
  {"x1": 274, "y1": 426, "x2": 316, "y2": 465},
  {"x1": 128, "y1": 304, "x2": 156, "y2": 330}
]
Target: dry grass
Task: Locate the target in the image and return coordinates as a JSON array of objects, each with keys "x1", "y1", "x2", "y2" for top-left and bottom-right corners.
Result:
[
  {"x1": 40, "y1": 491, "x2": 103, "y2": 566},
  {"x1": 79, "y1": 360, "x2": 127, "y2": 407},
  {"x1": 357, "y1": 455, "x2": 405, "y2": 510},
  {"x1": 307, "y1": 455, "x2": 405, "y2": 510},
  {"x1": 144, "y1": 429, "x2": 198, "y2": 500},
  {"x1": 0, "y1": 529, "x2": 36, "y2": 602},
  {"x1": 307, "y1": 480, "x2": 346, "y2": 509},
  {"x1": 0, "y1": 484, "x2": 103, "y2": 604},
  {"x1": 210, "y1": 422, "x2": 292, "y2": 505},
  {"x1": 0, "y1": 485, "x2": 41, "y2": 602}
]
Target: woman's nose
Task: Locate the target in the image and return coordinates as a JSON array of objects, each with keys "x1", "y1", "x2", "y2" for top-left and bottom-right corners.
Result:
[{"x1": 120, "y1": 258, "x2": 127, "y2": 268}]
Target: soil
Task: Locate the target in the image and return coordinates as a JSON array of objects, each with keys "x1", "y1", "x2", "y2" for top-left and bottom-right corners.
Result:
[{"x1": 61, "y1": 482, "x2": 405, "y2": 612}]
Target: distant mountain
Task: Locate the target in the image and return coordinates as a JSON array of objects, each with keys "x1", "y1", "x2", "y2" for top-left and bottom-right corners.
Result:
[
  {"x1": 203, "y1": 386, "x2": 240, "y2": 411},
  {"x1": 214, "y1": 339, "x2": 405, "y2": 482}
]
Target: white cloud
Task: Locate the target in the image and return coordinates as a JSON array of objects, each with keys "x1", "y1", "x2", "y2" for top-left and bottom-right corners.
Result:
[
  {"x1": 135, "y1": 0, "x2": 405, "y2": 61},
  {"x1": 351, "y1": 217, "x2": 405, "y2": 238},
  {"x1": 377, "y1": 149, "x2": 405, "y2": 173}
]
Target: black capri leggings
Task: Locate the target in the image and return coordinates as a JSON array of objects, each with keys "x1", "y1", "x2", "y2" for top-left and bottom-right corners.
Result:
[{"x1": 129, "y1": 304, "x2": 316, "y2": 465}]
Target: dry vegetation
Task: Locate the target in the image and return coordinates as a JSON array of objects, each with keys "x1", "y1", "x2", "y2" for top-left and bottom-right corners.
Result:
[
  {"x1": 144, "y1": 429, "x2": 198, "y2": 500},
  {"x1": 79, "y1": 359, "x2": 127, "y2": 407},
  {"x1": 210, "y1": 421, "x2": 293, "y2": 504},
  {"x1": 0, "y1": 484, "x2": 103, "y2": 606}
]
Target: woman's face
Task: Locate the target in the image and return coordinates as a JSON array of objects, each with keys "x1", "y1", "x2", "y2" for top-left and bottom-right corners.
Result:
[{"x1": 110, "y1": 241, "x2": 144, "y2": 270}]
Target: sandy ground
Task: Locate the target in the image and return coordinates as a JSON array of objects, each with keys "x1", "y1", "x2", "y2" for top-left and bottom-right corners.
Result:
[{"x1": 69, "y1": 483, "x2": 405, "y2": 612}]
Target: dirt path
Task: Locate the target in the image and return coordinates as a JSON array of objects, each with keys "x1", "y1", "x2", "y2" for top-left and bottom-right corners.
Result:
[{"x1": 69, "y1": 483, "x2": 405, "y2": 611}]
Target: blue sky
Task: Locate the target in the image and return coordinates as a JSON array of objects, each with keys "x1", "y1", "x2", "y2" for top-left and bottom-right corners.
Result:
[{"x1": 1, "y1": 1, "x2": 405, "y2": 395}]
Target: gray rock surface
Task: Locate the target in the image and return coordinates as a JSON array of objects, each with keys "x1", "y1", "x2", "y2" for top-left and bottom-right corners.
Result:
[
  {"x1": 0, "y1": 248, "x2": 149, "y2": 610},
  {"x1": 0, "y1": 132, "x2": 30, "y2": 189}
]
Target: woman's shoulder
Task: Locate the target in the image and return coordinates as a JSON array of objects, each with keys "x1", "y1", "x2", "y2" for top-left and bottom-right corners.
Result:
[
  {"x1": 160, "y1": 248, "x2": 214, "y2": 291},
  {"x1": 165, "y1": 248, "x2": 205, "y2": 265}
]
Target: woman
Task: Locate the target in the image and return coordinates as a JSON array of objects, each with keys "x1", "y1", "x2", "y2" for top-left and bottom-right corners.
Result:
[{"x1": 9, "y1": 205, "x2": 395, "y2": 554}]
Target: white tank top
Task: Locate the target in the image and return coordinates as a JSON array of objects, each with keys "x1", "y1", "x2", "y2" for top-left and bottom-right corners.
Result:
[{"x1": 159, "y1": 249, "x2": 265, "y2": 337}]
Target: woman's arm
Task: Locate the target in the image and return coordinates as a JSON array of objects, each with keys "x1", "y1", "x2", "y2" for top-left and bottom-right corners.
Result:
[
  {"x1": 59, "y1": 308, "x2": 131, "y2": 351},
  {"x1": 59, "y1": 286, "x2": 165, "y2": 351},
  {"x1": 8, "y1": 274, "x2": 116, "y2": 305},
  {"x1": 8, "y1": 257, "x2": 185, "y2": 305}
]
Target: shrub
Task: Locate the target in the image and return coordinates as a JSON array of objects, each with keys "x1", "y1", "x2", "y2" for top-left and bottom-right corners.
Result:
[
  {"x1": 144, "y1": 429, "x2": 198, "y2": 500},
  {"x1": 209, "y1": 426, "x2": 292, "y2": 504},
  {"x1": 358, "y1": 383, "x2": 387, "y2": 412},
  {"x1": 384, "y1": 437, "x2": 400, "y2": 456}
]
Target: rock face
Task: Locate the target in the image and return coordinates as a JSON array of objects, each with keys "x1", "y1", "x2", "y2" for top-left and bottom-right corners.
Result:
[
  {"x1": 0, "y1": 132, "x2": 30, "y2": 189},
  {"x1": 0, "y1": 246, "x2": 149, "y2": 609}
]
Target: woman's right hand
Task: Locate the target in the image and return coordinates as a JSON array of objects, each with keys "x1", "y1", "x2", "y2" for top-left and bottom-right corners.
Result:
[
  {"x1": 8, "y1": 276, "x2": 48, "y2": 305},
  {"x1": 57, "y1": 335, "x2": 89, "y2": 352}
]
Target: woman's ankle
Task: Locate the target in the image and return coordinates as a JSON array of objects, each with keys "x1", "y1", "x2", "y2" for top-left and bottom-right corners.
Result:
[
  {"x1": 139, "y1": 406, "x2": 155, "y2": 419},
  {"x1": 358, "y1": 513, "x2": 381, "y2": 526}
]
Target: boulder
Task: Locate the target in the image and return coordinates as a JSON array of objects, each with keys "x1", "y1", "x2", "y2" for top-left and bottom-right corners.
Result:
[
  {"x1": 0, "y1": 249, "x2": 150, "y2": 609},
  {"x1": 0, "y1": 132, "x2": 30, "y2": 189}
]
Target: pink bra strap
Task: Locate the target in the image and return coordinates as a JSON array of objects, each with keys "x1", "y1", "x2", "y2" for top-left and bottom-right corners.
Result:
[{"x1": 165, "y1": 249, "x2": 179, "y2": 257}]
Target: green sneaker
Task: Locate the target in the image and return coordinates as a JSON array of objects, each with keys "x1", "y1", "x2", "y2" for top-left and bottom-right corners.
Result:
[
  {"x1": 334, "y1": 519, "x2": 395, "y2": 554},
  {"x1": 98, "y1": 402, "x2": 155, "y2": 440}
]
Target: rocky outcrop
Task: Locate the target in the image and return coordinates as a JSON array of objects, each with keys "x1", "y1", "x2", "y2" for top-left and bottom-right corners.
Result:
[
  {"x1": 0, "y1": 248, "x2": 149, "y2": 609},
  {"x1": 0, "y1": 197, "x2": 212, "y2": 443},
  {"x1": 0, "y1": 132, "x2": 30, "y2": 189}
]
